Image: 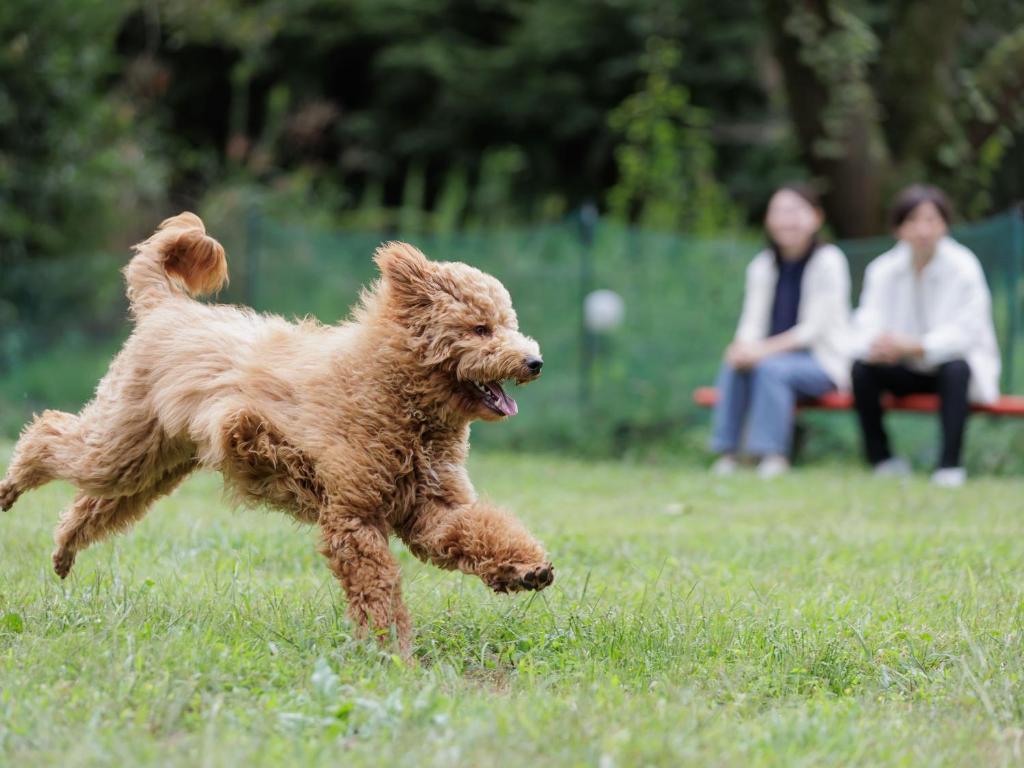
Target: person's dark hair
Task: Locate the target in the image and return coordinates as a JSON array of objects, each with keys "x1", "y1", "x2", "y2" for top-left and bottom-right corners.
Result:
[
  {"x1": 767, "y1": 182, "x2": 823, "y2": 215},
  {"x1": 890, "y1": 184, "x2": 953, "y2": 228}
]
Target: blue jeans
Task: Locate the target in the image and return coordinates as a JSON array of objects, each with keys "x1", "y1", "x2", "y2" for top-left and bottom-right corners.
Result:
[{"x1": 710, "y1": 351, "x2": 835, "y2": 457}]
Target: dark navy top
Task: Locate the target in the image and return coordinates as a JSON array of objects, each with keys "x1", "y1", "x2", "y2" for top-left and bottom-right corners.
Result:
[{"x1": 768, "y1": 242, "x2": 816, "y2": 336}]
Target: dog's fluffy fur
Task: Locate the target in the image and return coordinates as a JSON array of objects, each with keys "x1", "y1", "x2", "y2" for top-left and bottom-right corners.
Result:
[{"x1": 1, "y1": 212, "x2": 553, "y2": 654}]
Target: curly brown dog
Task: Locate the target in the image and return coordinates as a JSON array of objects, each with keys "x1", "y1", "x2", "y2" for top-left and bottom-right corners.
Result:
[{"x1": 0, "y1": 212, "x2": 553, "y2": 655}]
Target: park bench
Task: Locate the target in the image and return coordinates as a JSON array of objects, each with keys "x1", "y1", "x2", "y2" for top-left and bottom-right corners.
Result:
[{"x1": 692, "y1": 386, "x2": 1024, "y2": 417}]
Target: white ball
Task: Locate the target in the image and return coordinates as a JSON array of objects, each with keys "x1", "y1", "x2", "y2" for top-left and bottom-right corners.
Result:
[{"x1": 584, "y1": 289, "x2": 625, "y2": 332}]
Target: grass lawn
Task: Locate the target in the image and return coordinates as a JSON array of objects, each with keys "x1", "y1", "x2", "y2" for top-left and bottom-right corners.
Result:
[{"x1": 2, "y1": 446, "x2": 1024, "y2": 766}]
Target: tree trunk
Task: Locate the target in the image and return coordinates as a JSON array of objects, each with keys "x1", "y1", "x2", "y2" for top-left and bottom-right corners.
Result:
[{"x1": 762, "y1": 0, "x2": 888, "y2": 236}]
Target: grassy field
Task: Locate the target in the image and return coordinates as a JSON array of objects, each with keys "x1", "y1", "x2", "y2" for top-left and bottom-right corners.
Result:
[{"x1": 2, "y1": 446, "x2": 1024, "y2": 766}]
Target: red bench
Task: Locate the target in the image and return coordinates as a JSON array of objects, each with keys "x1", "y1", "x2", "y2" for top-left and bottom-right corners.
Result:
[{"x1": 692, "y1": 386, "x2": 1024, "y2": 417}]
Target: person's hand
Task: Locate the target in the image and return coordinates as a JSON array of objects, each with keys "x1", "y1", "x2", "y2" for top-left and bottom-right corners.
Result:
[
  {"x1": 868, "y1": 332, "x2": 923, "y2": 364},
  {"x1": 867, "y1": 333, "x2": 902, "y2": 364},
  {"x1": 726, "y1": 341, "x2": 766, "y2": 370}
]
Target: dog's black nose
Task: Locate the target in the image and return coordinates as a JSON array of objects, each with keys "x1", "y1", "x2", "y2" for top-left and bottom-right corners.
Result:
[{"x1": 525, "y1": 356, "x2": 543, "y2": 374}]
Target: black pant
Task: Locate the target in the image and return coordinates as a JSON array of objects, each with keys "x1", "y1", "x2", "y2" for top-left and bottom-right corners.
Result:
[{"x1": 851, "y1": 359, "x2": 971, "y2": 469}]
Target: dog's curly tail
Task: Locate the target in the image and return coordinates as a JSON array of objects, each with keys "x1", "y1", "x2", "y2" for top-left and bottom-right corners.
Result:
[{"x1": 123, "y1": 212, "x2": 228, "y2": 315}]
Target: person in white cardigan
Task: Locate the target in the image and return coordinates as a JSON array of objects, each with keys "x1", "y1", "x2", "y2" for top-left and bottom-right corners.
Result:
[
  {"x1": 848, "y1": 185, "x2": 1000, "y2": 488},
  {"x1": 711, "y1": 185, "x2": 852, "y2": 479}
]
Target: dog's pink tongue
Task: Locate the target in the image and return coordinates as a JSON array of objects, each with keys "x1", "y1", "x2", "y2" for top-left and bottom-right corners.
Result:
[{"x1": 486, "y1": 382, "x2": 518, "y2": 416}]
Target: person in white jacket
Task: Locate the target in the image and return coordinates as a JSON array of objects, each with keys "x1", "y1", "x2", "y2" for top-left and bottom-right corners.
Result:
[
  {"x1": 711, "y1": 184, "x2": 852, "y2": 479},
  {"x1": 848, "y1": 184, "x2": 1000, "y2": 488}
]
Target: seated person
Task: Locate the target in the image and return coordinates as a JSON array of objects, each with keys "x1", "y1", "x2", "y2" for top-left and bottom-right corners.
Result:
[
  {"x1": 848, "y1": 184, "x2": 1000, "y2": 487},
  {"x1": 711, "y1": 184, "x2": 851, "y2": 479}
]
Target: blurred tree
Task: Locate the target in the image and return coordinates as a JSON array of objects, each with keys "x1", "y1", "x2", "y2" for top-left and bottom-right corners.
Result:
[
  {"x1": 763, "y1": 0, "x2": 1024, "y2": 235},
  {"x1": 118, "y1": 0, "x2": 774, "y2": 225},
  {"x1": 607, "y1": 37, "x2": 736, "y2": 232},
  {"x1": 0, "y1": 0, "x2": 168, "y2": 368},
  {"x1": 5, "y1": 0, "x2": 1024, "y2": 259},
  {"x1": 0, "y1": 0, "x2": 155, "y2": 261}
]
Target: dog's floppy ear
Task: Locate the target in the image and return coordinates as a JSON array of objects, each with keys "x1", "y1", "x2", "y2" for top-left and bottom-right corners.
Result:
[{"x1": 374, "y1": 241, "x2": 437, "y2": 301}]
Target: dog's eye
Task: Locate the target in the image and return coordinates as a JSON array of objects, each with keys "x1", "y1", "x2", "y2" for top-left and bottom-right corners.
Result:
[{"x1": 473, "y1": 325, "x2": 492, "y2": 337}]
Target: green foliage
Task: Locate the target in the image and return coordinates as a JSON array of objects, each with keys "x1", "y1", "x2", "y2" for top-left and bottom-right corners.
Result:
[
  {"x1": 471, "y1": 146, "x2": 530, "y2": 228},
  {"x1": 768, "y1": 0, "x2": 1024, "y2": 232},
  {"x1": 398, "y1": 162, "x2": 427, "y2": 233},
  {"x1": 6, "y1": 0, "x2": 1024, "y2": 256},
  {"x1": 432, "y1": 165, "x2": 470, "y2": 234},
  {"x1": 607, "y1": 38, "x2": 736, "y2": 233},
  {"x1": 958, "y1": 24, "x2": 1024, "y2": 214},
  {"x1": 0, "y1": 0, "x2": 169, "y2": 371},
  {"x1": 4, "y1": 0, "x2": 1024, "y2": 264},
  {"x1": 785, "y1": 5, "x2": 882, "y2": 162},
  {"x1": 4, "y1": 453, "x2": 1024, "y2": 764},
  {"x1": 0, "y1": 0, "x2": 140, "y2": 260}
]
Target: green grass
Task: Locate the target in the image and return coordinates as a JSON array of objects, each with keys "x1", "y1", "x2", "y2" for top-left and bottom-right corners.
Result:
[{"x1": 2, "y1": 446, "x2": 1024, "y2": 766}]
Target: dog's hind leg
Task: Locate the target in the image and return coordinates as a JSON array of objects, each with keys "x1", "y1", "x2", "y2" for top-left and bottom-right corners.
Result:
[
  {"x1": 51, "y1": 461, "x2": 195, "y2": 578},
  {"x1": 1, "y1": 410, "x2": 81, "y2": 512},
  {"x1": 3, "y1": 404, "x2": 173, "y2": 511},
  {"x1": 318, "y1": 513, "x2": 412, "y2": 657}
]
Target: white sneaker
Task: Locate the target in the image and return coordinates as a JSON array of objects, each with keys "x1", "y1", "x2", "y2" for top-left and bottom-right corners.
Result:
[
  {"x1": 711, "y1": 455, "x2": 739, "y2": 477},
  {"x1": 873, "y1": 457, "x2": 911, "y2": 478},
  {"x1": 931, "y1": 467, "x2": 966, "y2": 488},
  {"x1": 757, "y1": 455, "x2": 790, "y2": 480}
]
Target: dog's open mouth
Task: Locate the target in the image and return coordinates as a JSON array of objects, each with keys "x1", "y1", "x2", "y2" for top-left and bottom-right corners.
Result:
[{"x1": 469, "y1": 380, "x2": 518, "y2": 417}]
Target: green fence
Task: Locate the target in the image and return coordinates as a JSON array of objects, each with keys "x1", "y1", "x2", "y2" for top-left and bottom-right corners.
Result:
[{"x1": 2, "y1": 207, "x2": 1023, "y2": 458}]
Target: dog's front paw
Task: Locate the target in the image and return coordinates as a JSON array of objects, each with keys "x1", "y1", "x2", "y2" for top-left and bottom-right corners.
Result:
[
  {"x1": 485, "y1": 561, "x2": 554, "y2": 594},
  {"x1": 0, "y1": 480, "x2": 18, "y2": 512},
  {"x1": 52, "y1": 547, "x2": 76, "y2": 579}
]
